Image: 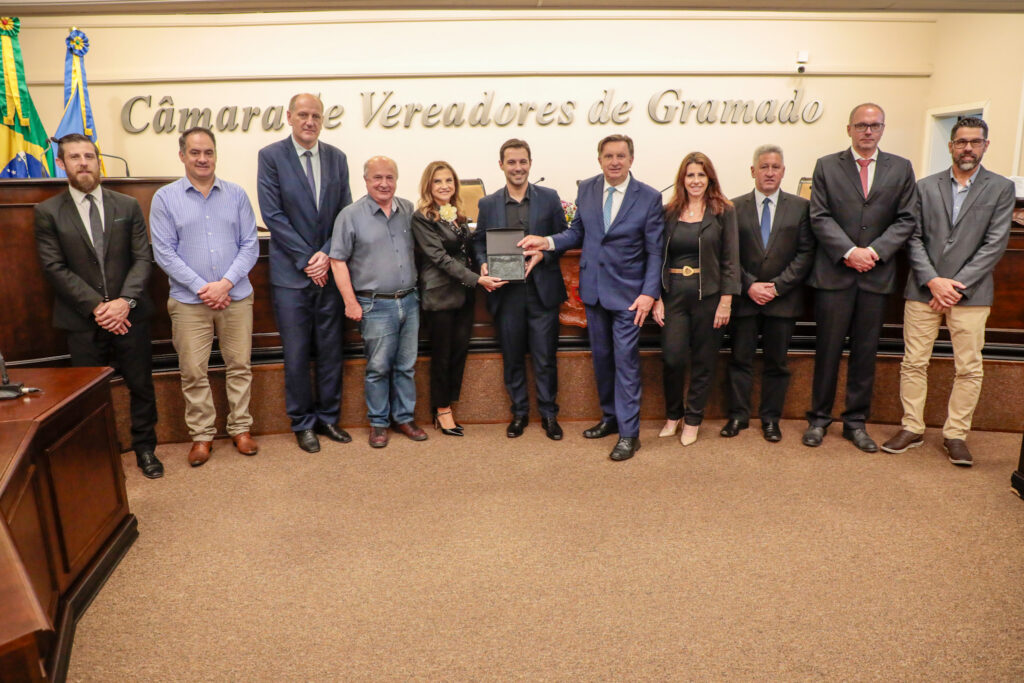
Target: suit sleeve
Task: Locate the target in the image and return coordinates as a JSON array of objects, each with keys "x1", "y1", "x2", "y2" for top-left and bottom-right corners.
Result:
[
  {"x1": 868, "y1": 160, "x2": 918, "y2": 262},
  {"x1": 116, "y1": 198, "x2": 153, "y2": 300},
  {"x1": 771, "y1": 200, "x2": 815, "y2": 296},
  {"x1": 809, "y1": 159, "x2": 857, "y2": 264},
  {"x1": 718, "y1": 208, "x2": 741, "y2": 295},
  {"x1": 551, "y1": 191, "x2": 585, "y2": 253},
  {"x1": 34, "y1": 204, "x2": 104, "y2": 318},
  {"x1": 256, "y1": 147, "x2": 316, "y2": 272},
  {"x1": 411, "y1": 213, "x2": 480, "y2": 288},
  {"x1": 905, "y1": 184, "x2": 939, "y2": 288},
  {"x1": 953, "y1": 179, "x2": 1015, "y2": 300},
  {"x1": 641, "y1": 191, "x2": 665, "y2": 300},
  {"x1": 542, "y1": 190, "x2": 567, "y2": 264}
]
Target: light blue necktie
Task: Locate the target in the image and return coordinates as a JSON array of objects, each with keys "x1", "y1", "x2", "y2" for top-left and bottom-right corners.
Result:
[
  {"x1": 303, "y1": 150, "x2": 318, "y2": 208},
  {"x1": 603, "y1": 187, "x2": 615, "y2": 232},
  {"x1": 760, "y1": 196, "x2": 772, "y2": 247}
]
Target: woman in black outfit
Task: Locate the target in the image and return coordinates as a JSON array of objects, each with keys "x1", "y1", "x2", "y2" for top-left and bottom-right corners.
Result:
[
  {"x1": 653, "y1": 152, "x2": 740, "y2": 446},
  {"x1": 411, "y1": 161, "x2": 506, "y2": 435}
]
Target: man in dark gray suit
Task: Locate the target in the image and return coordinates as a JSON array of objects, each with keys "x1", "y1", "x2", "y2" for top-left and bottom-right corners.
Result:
[
  {"x1": 34, "y1": 133, "x2": 163, "y2": 478},
  {"x1": 881, "y1": 117, "x2": 1014, "y2": 466},
  {"x1": 802, "y1": 103, "x2": 918, "y2": 452},
  {"x1": 722, "y1": 144, "x2": 814, "y2": 443}
]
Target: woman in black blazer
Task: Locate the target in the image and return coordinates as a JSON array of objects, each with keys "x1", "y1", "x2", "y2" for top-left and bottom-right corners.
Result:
[
  {"x1": 412, "y1": 161, "x2": 506, "y2": 435},
  {"x1": 652, "y1": 152, "x2": 740, "y2": 446}
]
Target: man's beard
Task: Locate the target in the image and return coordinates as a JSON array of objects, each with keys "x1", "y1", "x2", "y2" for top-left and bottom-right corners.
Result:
[{"x1": 68, "y1": 170, "x2": 99, "y2": 193}]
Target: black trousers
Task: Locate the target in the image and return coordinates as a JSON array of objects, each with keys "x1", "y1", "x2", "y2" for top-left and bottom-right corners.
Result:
[
  {"x1": 661, "y1": 277, "x2": 722, "y2": 425},
  {"x1": 807, "y1": 287, "x2": 887, "y2": 430},
  {"x1": 493, "y1": 281, "x2": 560, "y2": 418},
  {"x1": 66, "y1": 319, "x2": 158, "y2": 455},
  {"x1": 426, "y1": 291, "x2": 475, "y2": 410},
  {"x1": 726, "y1": 313, "x2": 797, "y2": 422}
]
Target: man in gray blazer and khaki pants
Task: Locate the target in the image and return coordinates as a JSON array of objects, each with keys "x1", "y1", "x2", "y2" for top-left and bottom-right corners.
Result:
[{"x1": 881, "y1": 116, "x2": 1015, "y2": 466}]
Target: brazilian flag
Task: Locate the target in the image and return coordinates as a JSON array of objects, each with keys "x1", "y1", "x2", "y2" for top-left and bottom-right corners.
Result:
[{"x1": 0, "y1": 17, "x2": 53, "y2": 177}]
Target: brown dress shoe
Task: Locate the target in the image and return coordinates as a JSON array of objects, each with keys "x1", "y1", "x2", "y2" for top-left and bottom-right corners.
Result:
[
  {"x1": 393, "y1": 421, "x2": 428, "y2": 441},
  {"x1": 188, "y1": 440, "x2": 212, "y2": 467},
  {"x1": 369, "y1": 426, "x2": 389, "y2": 448},
  {"x1": 943, "y1": 438, "x2": 973, "y2": 467},
  {"x1": 881, "y1": 429, "x2": 924, "y2": 454},
  {"x1": 232, "y1": 432, "x2": 258, "y2": 455}
]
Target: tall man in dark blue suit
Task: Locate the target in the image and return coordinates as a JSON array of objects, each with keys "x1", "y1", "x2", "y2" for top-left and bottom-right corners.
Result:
[
  {"x1": 257, "y1": 93, "x2": 353, "y2": 453},
  {"x1": 521, "y1": 135, "x2": 664, "y2": 461},
  {"x1": 473, "y1": 139, "x2": 568, "y2": 441}
]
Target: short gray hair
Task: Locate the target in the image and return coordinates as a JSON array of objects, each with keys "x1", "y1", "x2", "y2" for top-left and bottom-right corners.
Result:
[
  {"x1": 752, "y1": 144, "x2": 784, "y2": 165},
  {"x1": 363, "y1": 156, "x2": 398, "y2": 178}
]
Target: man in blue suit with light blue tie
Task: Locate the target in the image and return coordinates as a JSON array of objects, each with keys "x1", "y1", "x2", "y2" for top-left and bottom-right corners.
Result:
[
  {"x1": 257, "y1": 93, "x2": 353, "y2": 453},
  {"x1": 520, "y1": 134, "x2": 664, "y2": 461}
]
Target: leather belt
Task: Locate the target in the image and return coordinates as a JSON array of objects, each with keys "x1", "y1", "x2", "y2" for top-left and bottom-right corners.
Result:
[
  {"x1": 355, "y1": 288, "x2": 415, "y2": 299},
  {"x1": 668, "y1": 266, "x2": 700, "y2": 276}
]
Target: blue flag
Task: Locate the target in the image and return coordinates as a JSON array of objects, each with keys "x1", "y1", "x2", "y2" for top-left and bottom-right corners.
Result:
[
  {"x1": 54, "y1": 28, "x2": 104, "y2": 177},
  {"x1": 0, "y1": 17, "x2": 53, "y2": 178}
]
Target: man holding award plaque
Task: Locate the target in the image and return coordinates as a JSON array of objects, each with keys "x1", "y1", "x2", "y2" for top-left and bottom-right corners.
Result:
[{"x1": 472, "y1": 139, "x2": 568, "y2": 441}]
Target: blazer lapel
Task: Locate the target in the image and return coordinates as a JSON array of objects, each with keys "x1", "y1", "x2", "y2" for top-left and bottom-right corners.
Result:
[
  {"x1": 100, "y1": 190, "x2": 116, "y2": 263},
  {"x1": 952, "y1": 171, "x2": 988, "y2": 229},
  {"x1": 285, "y1": 142, "x2": 318, "y2": 210},
  {"x1": 61, "y1": 192, "x2": 95, "y2": 253},
  {"x1": 838, "y1": 149, "x2": 866, "y2": 199},
  {"x1": 317, "y1": 145, "x2": 332, "y2": 212},
  {"x1": 937, "y1": 172, "x2": 954, "y2": 228},
  {"x1": 527, "y1": 184, "x2": 542, "y2": 233},
  {"x1": 866, "y1": 154, "x2": 891, "y2": 201},
  {"x1": 764, "y1": 193, "x2": 784, "y2": 253},
  {"x1": 606, "y1": 176, "x2": 639, "y2": 237}
]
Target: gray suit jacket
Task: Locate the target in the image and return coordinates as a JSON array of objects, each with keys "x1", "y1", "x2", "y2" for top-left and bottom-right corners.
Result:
[
  {"x1": 808, "y1": 149, "x2": 918, "y2": 294},
  {"x1": 905, "y1": 166, "x2": 1015, "y2": 306},
  {"x1": 34, "y1": 187, "x2": 153, "y2": 331}
]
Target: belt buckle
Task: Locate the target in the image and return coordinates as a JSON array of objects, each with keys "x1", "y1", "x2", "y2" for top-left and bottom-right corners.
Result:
[{"x1": 682, "y1": 266, "x2": 696, "y2": 276}]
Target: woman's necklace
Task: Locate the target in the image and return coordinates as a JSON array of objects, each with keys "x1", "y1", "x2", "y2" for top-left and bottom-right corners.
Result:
[{"x1": 685, "y1": 201, "x2": 704, "y2": 219}]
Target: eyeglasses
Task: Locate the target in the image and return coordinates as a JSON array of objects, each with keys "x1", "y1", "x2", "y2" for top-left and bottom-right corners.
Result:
[
  {"x1": 952, "y1": 138, "x2": 987, "y2": 150},
  {"x1": 851, "y1": 123, "x2": 884, "y2": 133}
]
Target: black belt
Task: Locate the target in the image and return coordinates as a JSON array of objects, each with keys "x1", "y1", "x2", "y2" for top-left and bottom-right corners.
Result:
[{"x1": 355, "y1": 288, "x2": 415, "y2": 299}]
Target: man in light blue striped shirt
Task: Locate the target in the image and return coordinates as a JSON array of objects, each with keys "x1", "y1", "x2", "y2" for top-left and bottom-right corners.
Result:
[{"x1": 151, "y1": 126, "x2": 260, "y2": 467}]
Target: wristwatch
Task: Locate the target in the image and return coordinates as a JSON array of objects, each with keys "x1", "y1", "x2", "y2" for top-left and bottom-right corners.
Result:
[{"x1": 121, "y1": 297, "x2": 137, "y2": 309}]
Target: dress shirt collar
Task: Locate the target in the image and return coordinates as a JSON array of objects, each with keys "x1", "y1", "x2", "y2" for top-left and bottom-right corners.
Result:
[
  {"x1": 950, "y1": 165, "x2": 981, "y2": 189},
  {"x1": 753, "y1": 187, "x2": 781, "y2": 207},
  {"x1": 68, "y1": 184, "x2": 102, "y2": 207},
  {"x1": 184, "y1": 176, "x2": 223, "y2": 196},
  {"x1": 292, "y1": 136, "x2": 319, "y2": 159},
  {"x1": 850, "y1": 147, "x2": 879, "y2": 163},
  {"x1": 603, "y1": 174, "x2": 630, "y2": 196},
  {"x1": 503, "y1": 184, "x2": 531, "y2": 204},
  {"x1": 370, "y1": 197, "x2": 401, "y2": 216}
]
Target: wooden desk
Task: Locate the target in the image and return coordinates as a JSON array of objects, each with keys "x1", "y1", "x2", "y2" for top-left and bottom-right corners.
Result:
[{"x1": 0, "y1": 367, "x2": 137, "y2": 682}]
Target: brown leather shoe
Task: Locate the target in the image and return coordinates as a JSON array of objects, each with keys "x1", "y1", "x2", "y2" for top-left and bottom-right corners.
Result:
[
  {"x1": 369, "y1": 426, "x2": 389, "y2": 448},
  {"x1": 393, "y1": 421, "x2": 428, "y2": 441},
  {"x1": 943, "y1": 438, "x2": 973, "y2": 467},
  {"x1": 188, "y1": 440, "x2": 212, "y2": 467},
  {"x1": 881, "y1": 429, "x2": 924, "y2": 454},
  {"x1": 232, "y1": 432, "x2": 258, "y2": 455}
]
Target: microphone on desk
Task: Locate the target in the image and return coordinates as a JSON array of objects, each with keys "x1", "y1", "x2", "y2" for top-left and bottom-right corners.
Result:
[
  {"x1": 534, "y1": 177, "x2": 546, "y2": 184},
  {"x1": 99, "y1": 153, "x2": 131, "y2": 177},
  {"x1": 0, "y1": 350, "x2": 26, "y2": 400}
]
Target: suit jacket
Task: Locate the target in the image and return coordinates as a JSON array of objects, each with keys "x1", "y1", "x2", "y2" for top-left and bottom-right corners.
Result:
[
  {"x1": 471, "y1": 183, "x2": 568, "y2": 315},
  {"x1": 808, "y1": 149, "x2": 918, "y2": 294},
  {"x1": 257, "y1": 136, "x2": 352, "y2": 289},
  {"x1": 732, "y1": 190, "x2": 814, "y2": 318},
  {"x1": 34, "y1": 187, "x2": 153, "y2": 332},
  {"x1": 551, "y1": 173, "x2": 664, "y2": 310},
  {"x1": 660, "y1": 205, "x2": 741, "y2": 301},
  {"x1": 411, "y1": 211, "x2": 480, "y2": 311},
  {"x1": 905, "y1": 166, "x2": 1014, "y2": 306}
]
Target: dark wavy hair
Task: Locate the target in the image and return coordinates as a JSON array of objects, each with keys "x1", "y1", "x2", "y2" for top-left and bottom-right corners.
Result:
[
  {"x1": 416, "y1": 160, "x2": 467, "y2": 223},
  {"x1": 665, "y1": 151, "x2": 732, "y2": 218}
]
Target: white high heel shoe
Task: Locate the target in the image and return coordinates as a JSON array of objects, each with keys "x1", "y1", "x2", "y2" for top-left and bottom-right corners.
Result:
[
  {"x1": 680, "y1": 425, "x2": 699, "y2": 446},
  {"x1": 659, "y1": 419, "x2": 680, "y2": 437}
]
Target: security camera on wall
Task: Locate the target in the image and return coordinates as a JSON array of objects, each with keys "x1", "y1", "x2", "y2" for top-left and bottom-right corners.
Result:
[{"x1": 797, "y1": 50, "x2": 809, "y2": 74}]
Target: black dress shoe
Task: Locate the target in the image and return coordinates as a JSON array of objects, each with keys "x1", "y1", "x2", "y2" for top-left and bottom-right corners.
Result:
[
  {"x1": 762, "y1": 421, "x2": 782, "y2": 442},
  {"x1": 842, "y1": 427, "x2": 878, "y2": 453},
  {"x1": 507, "y1": 415, "x2": 529, "y2": 438},
  {"x1": 719, "y1": 418, "x2": 749, "y2": 438},
  {"x1": 296, "y1": 429, "x2": 320, "y2": 453},
  {"x1": 136, "y1": 450, "x2": 164, "y2": 479},
  {"x1": 802, "y1": 425, "x2": 825, "y2": 447},
  {"x1": 541, "y1": 416, "x2": 563, "y2": 441},
  {"x1": 583, "y1": 420, "x2": 618, "y2": 439},
  {"x1": 314, "y1": 421, "x2": 352, "y2": 443},
  {"x1": 609, "y1": 437, "x2": 640, "y2": 461}
]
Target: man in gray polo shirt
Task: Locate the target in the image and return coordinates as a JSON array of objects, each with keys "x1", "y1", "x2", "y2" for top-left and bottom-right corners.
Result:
[{"x1": 330, "y1": 156, "x2": 427, "y2": 448}]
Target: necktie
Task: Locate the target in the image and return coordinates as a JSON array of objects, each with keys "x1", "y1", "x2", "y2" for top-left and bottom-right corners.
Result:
[
  {"x1": 303, "y1": 150, "x2": 317, "y2": 207},
  {"x1": 85, "y1": 194, "x2": 105, "y2": 280},
  {"x1": 760, "y1": 197, "x2": 772, "y2": 247},
  {"x1": 603, "y1": 187, "x2": 615, "y2": 232},
  {"x1": 857, "y1": 158, "x2": 872, "y2": 198}
]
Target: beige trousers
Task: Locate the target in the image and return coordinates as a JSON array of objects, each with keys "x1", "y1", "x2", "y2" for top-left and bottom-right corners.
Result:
[
  {"x1": 168, "y1": 295, "x2": 254, "y2": 441},
  {"x1": 899, "y1": 299, "x2": 989, "y2": 440}
]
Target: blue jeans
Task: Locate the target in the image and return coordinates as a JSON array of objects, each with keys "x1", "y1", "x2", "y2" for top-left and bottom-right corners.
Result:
[{"x1": 358, "y1": 292, "x2": 419, "y2": 427}]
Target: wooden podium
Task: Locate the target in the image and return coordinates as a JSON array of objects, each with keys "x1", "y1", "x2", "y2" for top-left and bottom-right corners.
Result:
[{"x1": 0, "y1": 367, "x2": 137, "y2": 682}]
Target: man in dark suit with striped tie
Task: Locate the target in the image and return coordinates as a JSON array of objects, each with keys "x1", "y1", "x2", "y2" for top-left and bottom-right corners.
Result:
[
  {"x1": 802, "y1": 103, "x2": 918, "y2": 452},
  {"x1": 722, "y1": 144, "x2": 814, "y2": 443}
]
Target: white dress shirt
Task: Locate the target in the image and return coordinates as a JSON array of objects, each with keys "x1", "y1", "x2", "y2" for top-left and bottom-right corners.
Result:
[
  {"x1": 68, "y1": 184, "x2": 104, "y2": 245},
  {"x1": 753, "y1": 187, "x2": 781, "y2": 236},
  {"x1": 545, "y1": 174, "x2": 631, "y2": 250}
]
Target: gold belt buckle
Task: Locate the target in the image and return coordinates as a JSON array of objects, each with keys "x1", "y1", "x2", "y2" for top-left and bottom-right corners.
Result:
[{"x1": 682, "y1": 266, "x2": 696, "y2": 276}]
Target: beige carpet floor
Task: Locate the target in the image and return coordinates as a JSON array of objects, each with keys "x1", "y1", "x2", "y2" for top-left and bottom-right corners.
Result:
[{"x1": 67, "y1": 420, "x2": 1024, "y2": 682}]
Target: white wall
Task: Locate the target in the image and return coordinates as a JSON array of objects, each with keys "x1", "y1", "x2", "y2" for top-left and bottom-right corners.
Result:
[{"x1": 15, "y1": 10, "x2": 1022, "y2": 211}]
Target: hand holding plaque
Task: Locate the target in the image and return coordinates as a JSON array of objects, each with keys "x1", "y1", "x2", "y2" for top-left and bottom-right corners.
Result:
[{"x1": 486, "y1": 228, "x2": 527, "y2": 282}]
